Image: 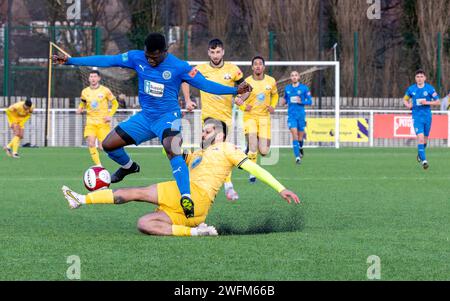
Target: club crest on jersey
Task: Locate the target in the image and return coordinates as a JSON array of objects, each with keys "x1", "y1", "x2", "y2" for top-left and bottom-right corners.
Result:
[
  {"x1": 191, "y1": 157, "x2": 203, "y2": 169},
  {"x1": 224, "y1": 73, "x2": 232, "y2": 80},
  {"x1": 265, "y1": 85, "x2": 272, "y2": 90},
  {"x1": 163, "y1": 71, "x2": 172, "y2": 80},
  {"x1": 97, "y1": 94, "x2": 104, "y2": 99},
  {"x1": 423, "y1": 91, "x2": 428, "y2": 96},
  {"x1": 257, "y1": 93, "x2": 266, "y2": 102}
]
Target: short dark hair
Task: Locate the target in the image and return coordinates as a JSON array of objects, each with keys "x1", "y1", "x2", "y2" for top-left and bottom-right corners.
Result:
[
  {"x1": 415, "y1": 69, "x2": 426, "y2": 76},
  {"x1": 252, "y1": 55, "x2": 265, "y2": 66},
  {"x1": 24, "y1": 99, "x2": 32, "y2": 107},
  {"x1": 145, "y1": 33, "x2": 167, "y2": 52},
  {"x1": 208, "y1": 39, "x2": 224, "y2": 50},
  {"x1": 204, "y1": 118, "x2": 227, "y2": 141},
  {"x1": 89, "y1": 70, "x2": 100, "y2": 76}
]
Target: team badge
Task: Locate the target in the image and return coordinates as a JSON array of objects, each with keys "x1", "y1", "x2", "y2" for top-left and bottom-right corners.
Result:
[
  {"x1": 97, "y1": 94, "x2": 104, "y2": 99},
  {"x1": 265, "y1": 85, "x2": 272, "y2": 90},
  {"x1": 423, "y1": 91, "x2": 428, "y2": 96},
  {"x1": 224, "y1": 73, "x2": 232, "y2": 80},
  {"x1": 163, "y1": 71, "x2": 172, "y2": 80}
]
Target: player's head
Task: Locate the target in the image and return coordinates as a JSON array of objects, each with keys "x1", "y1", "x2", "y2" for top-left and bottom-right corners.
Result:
[
  {"x1": 290, "y1": 71, "x2": 300, "y2": 84},
  {"x1": 144, "y1": 33, "x2": 168, "y2": 67},
  {"x1": 415, "y1": 69, "x2": 427, "y2": 86},
  {"x1": 252, "y1": 56, "x2": 266, "y2": 76},
  {"x1": 202, "y1": 118, "x2": 228, "y2": 148},
  {"x1": 88, "y1": 70, "x2": 101, "y2": 86},
  {"x1": 208, "y1": 38, "x2": 225, "y2": 66},
  {"x1": 24, "y1": 98, "x2": 32, "y2": 109}
]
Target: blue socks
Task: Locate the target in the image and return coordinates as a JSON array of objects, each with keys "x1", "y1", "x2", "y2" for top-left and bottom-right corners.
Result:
[
  {"x1": 293, "y1": 140, "x2": 300, "y2": 158},
  {"x1": 106, "y1": 147, "x2": 132, "y2": 166},
  {"x1": 170, "y1": 155, "x2": 191, "y2": 197},
  {"x1": 418, "y1": 144, "x2": 426, "y2": 161}
]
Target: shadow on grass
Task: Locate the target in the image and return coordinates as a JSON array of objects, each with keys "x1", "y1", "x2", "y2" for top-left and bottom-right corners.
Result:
[{"x1": 214, "y1": 207, "x2": 305, "y2": 236}]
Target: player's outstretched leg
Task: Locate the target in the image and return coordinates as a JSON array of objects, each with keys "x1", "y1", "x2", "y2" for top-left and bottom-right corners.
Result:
[{"x1": 102, "y1": 128, "x2": 140, "y2": 183}]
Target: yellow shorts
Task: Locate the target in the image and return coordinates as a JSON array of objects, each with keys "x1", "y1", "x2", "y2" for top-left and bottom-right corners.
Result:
[
  {"x1": 156, "y1": 181, "x2": 211, "y2": 227},
  {"x1": 84, "y1": 123, "x2": 111, "y2": 142},
  {"x1": 8, "y1": 119, "x2": 25, "y2": 129},
  {"x1": 244, "y1": 116, "x2": 271, "y2": 140}
]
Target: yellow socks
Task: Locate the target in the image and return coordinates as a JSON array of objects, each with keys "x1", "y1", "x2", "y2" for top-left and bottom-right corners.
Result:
[
  {"x1": 86, "y1": 189, "x2": 114, "y2": 204},
  {"x1": 225, "y1": 171, "x2": 233, "y2": 184},
  {"x1": 8, "y1": 136, "x2": 21, "y2": 154},
  {"x1": 89, "y1": 147, "x2": 101, "y2": 166},
  {"x1": 248, "y1": 151, "x2": 258, "y2": 164},
  {"x1": 172, "y1": 225, "x2": 192, "y2": 236}
]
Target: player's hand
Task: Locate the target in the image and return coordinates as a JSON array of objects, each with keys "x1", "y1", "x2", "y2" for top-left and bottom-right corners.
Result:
[
  {"x1": 76, "y1": 108, "x2": 84, "y2": 114},
  {"x1": 280, "y1": 189, "x2": 300, "y2": 204},
  {"x1": 266, "y1": 105, "x2": 275, "y2": 114},
  {"x1": 420, "y1": 100, "x2": 429, "y2": 105},
  {"x1": 245, "y1": 105, "x2": 252, "y2": 112},
  {"x1": 52, "y1": 54, "x2": 68, "y2": 65},
  {"x1": 185, "y1": 99, "x2": 197, "y2": 112},
  {"x1": 404, "y1": 102, "x2": 412, "y2": 109},
  {"x1": 237, "y1": 82, "x2": 252, "y2": 95},
  {"x1": 104, "y1": 116, "x2": 112, "y2": 123}
]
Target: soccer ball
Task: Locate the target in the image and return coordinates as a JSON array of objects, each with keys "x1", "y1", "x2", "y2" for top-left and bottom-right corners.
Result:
[{"x1": 83, "y1": 166, "x2": 111, "y2": 191}]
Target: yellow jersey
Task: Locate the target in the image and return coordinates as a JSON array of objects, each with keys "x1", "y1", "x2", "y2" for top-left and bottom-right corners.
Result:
[
  {"x1": 6, "y1": 101, "x2": 34, "y2": 126},
  {"x1": 241, "y1": 75, "x2": 279, "y2": 117},
  {"x1": 196, "y1": 62, "x2": 243, "y2": 122},
  {"x1": 80, "y1": 85, "x2": 118, "y2": 125},
  {"x1": 186, "y1": 142, "x2": 248, "y2": 201}
]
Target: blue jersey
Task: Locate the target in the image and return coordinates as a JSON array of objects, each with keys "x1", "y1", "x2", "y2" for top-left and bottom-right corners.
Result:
[
  {"x1": 404, "y1": 83, "x2": 439, "y2": 117},
  {"x1": 67, "y1": 51, "x2": 238, "y2": 118},
  {"x1": 284, "y1": 83, "x2": 312, "y2": 117}
]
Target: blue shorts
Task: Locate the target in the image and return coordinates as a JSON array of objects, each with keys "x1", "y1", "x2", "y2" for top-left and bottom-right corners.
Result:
[
  {"x1": 117, "y1": 111, "x2": 182, "y2": 145},
  {"x1": 413, "y1": 114, "x2": 432, "y2": 136},
  {"x1": 288, "y1": 115, "x2": 306, "y2": 132}
]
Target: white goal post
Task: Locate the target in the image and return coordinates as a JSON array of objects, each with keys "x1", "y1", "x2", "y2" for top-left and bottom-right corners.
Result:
[{"x1": 188, "y1": 61, "x2": 341, "y2": 148}]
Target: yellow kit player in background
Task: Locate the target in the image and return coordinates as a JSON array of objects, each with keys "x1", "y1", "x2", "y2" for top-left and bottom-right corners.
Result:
[
  {"x1": 61, "y1": 118, "x2": 299, "y2": 237},
  {"x1": 240, "y1": 56, "x2": 279, "y2": 183},
  {"x1": 3, "y1": 99, "x2": 34, "y2": 159},
  {"x1": 181, "y1": 38, "x2": 245, "y2": 201},
  {"x1": 78, "y1": 70, "x2": 118, "y2": 166}
]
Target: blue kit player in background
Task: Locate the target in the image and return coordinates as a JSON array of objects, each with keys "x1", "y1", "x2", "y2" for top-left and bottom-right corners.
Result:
[
  {"x1": 280, "y1": 71, "x2": 312, "y2": 164},
  {"x1": 403, "y1": 69, "x2": 441, "y2": 170},
  {"x1": 53, "y1": 33, "x2": 252, "y2": 218}
]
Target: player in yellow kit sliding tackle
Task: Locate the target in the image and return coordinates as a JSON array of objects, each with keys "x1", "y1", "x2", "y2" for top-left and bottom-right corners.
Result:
[
  {"x1": 240, "y1": 56, "x2": 279, "y2": 183},
  {"x1": 3, "y1": 98, "x2": 34, "y2": 159},
  {"x1": 182, "y1": 39, "x2": 244, "y2": 201},
  {"x1": 61, "y1": 118, "x2": 300, "y2": 236},
  {"x1": 78, "y1": 70, "x2": 118, "y2": 166}
]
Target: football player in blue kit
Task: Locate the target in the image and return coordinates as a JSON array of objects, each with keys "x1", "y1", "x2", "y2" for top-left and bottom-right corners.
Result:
[
  {"x1": 280, "y1": 71, "x2": 312, "y2": 164},
  {"x1": 403, "y1": 69, "x2": 441, "y2": 170},
  {"x1": 53, "y1": 33, "x2": 252, "y2": 218}
]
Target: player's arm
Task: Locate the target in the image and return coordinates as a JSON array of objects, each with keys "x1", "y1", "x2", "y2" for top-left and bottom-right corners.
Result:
[
  {"x1": 267, "y1": 83, "x2": 279, "y2": 113},
  {"x1": 5, "y1": 104, "x2": 17, "y2": 124},
  {"x1": 181, "y1": 82, "x2": 197, "y2": 112},
  {"x1": 77, "y1": 94, "x2": 86, "y2": 114},
  {"x1": 53, "y1": 52, "x2": 136, "y2": 69},
  {"x1": 239, "y1": 160, "x2": 300, "y2": 204},
  {"x1": 302, "y1": 87, "x2": 313, "y2": 105},
  {"x1": 181, "y1": 66, "x2": 251, "y2": 96},
  {"x1": 18, "y1": 115, "x2": 31, "y2": 127},
  {"x1": 421, "y1": 90, "x2": 441, "y2": 106}
]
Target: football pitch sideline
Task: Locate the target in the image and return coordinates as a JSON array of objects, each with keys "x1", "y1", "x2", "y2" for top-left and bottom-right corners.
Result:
[{"x1": 1, "y1": 147, "x2": 449, "y2": 280}]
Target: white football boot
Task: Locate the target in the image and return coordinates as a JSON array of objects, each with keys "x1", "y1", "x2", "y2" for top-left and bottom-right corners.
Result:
[{"x1": 61, "y1": 186, "x2": 83, "y2": 209}]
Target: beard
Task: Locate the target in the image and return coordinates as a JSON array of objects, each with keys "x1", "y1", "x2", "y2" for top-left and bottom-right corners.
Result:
[{"x1": 201, "y1": 135, "x2": 217, "y2": 149}]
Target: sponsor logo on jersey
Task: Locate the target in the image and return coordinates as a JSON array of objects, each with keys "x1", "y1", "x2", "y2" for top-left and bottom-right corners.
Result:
[
  {"x1": 189, "y1": 68, "x2": 199, "y2": 78},
  {"x1": 163, "y1": 71, "x2": 172, "y2": 80},
  {"x1": 144, "y1": 80, "x2": 164, "y2": 98},
  {"x1": 257, "y1": 93, "x2": 266, "y2": 102}
]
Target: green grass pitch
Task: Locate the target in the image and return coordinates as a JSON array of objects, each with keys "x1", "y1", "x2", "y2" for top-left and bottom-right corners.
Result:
[{"x1": 1, "y1": 147, "x2": 449, "y2": 280}]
